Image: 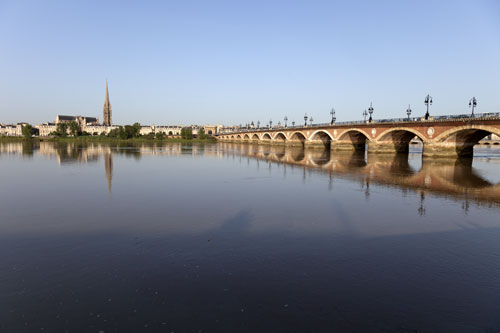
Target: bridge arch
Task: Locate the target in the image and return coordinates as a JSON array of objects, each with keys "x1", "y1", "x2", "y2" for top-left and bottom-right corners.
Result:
[
  {"x1": 308, "y1": 130, "x2": 333, "y2": 149},
  {"x1": 289, "y1": 131, "x2": 307, "y2": 147},
  {"x1": 252, "y1": 133, "x2": 259, "y2": 141},
  {"x1": 236, "y1": 134, "x2": 242, "y2": 140},
  {"x1": 432, "y1": 125, "x2": 500, "y2": 157},
  {"x1": 243, "y1": 134, "x2": 250, "y2": 140},
  {"x1": 434, "y1": 125, "x2": 500, "y2": 143},
  {"x1": 375, "y1": 127, "x2": 426, "y2": 154},
  {"x1": 273, "y1": 132, "x2": 287, "y2": 142},
  {"x1": 262, "y1": 133, "x2": 272, "y2": 141},
  {"x1": 336, "y1": 129, "x2": 371, "y2": 151},
  {"x1": 231, "y1": 135, "x2": 235, "y2": 139}
]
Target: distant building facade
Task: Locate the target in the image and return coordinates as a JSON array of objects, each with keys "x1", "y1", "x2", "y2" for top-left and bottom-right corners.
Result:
[{"x1": 56, "y1": 115, "x2": 99, "y2": 126}]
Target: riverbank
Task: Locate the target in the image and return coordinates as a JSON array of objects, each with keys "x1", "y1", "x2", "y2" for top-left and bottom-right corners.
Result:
[{"x1": 0, "y1": 136, "x2": 217, "y2": 143}]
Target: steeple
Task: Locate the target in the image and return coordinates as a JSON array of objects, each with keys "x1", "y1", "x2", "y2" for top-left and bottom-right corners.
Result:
[
  {"x1": 103, "y1": 80, "x2": 112, "y2": 126},
  {"x1": 105, "y1": 80, "x2": 109, "y2": 105}
]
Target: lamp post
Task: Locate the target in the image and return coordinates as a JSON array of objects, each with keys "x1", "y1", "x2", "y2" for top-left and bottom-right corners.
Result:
[
  {"x1": 469, "y1": 97, "x2": 477, "y2": 117},
  {"x1": 257, "y1": 121, "x2": 260, "y2": 128},
  {"x1": 368, "y1": 103, "x2": 374, "y2": 123},
  {"x1": 424, "y1": 94, "x2": 432, "y2": 120},
  {"x1": 292, "y1": 120, "x2": 295, "y2": 127},
  {"x1": 269, "y1": 119, "x2": 272, "y2": 128},
  {"x1": 309, "y1": 116, "x2": 314, "y2": 126},
  {"x1": 406, "y1": 105, "x2": 412, "y2": 120},
  {"x1": 304, "y1": 114, "x2": 308, "y2": 126},
  {"x1": 330, "y1": 108, "x2": 336, "y2": 125},
  {"x1": 363, "y1": 109, "x2": 368, "y2": 122},
  {"x1": 278, "y1": 121, "x2": 281, "y2": 127},
  {"x1": 284, "y1": 116, "x2": 288, "y2": 128}
]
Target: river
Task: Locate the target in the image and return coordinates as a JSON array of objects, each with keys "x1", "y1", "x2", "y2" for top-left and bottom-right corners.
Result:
[{"x1": 1, "y1": 141, "x2": 500, "y2": 332}]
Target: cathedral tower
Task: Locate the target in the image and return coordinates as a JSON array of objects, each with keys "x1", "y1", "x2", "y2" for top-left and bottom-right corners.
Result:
[{"x1": 103, "y1": 80, "x2": 112, "y2": 126}]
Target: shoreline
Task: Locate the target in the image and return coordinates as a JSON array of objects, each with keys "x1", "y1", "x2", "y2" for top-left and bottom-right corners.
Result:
[{"x1": 0, "y1": 136, "x2": 217, "y2": 144}]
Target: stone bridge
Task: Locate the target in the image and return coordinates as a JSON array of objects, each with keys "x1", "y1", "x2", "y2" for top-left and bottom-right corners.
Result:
[{"x1": 218, "y1": 114, "x2": 500, "y2": 158}]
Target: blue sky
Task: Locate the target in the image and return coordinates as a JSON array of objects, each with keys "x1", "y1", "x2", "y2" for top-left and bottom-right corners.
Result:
[{"x1": 1, "y1": 0, "x2": 499, "y2": 126}]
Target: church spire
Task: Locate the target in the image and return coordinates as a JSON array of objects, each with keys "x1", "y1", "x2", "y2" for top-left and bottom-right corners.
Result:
[
  {"x1": 105, "y1": 80, "x2": 109, "y2": 105},
  {"x1": 103, "y1": 80, "x2": 112, "y2": 126}
]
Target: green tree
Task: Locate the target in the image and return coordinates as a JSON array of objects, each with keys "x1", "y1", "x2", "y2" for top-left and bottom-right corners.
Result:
[
  {"x1": 198, "y1": 127, "x2": 206, "y2": 140},
  {"x1": 181, "y1": 127, "x2": 193, "y2": 140},
  {"x1": 22, "y1": 124, "x2": 33, "y2": 139},
  {"x1": 118, "y1": 127, "x2": 128, "y2": 140},
  {"x1": 68, "y1": 121, "x2": 81, "y2": 137},
  {"x1": 132, "y1": 122, "x2": 141, "y2": 137},
  {"x1": 55, "y1": 122, "x2": 68, "y2": 137},
  {"x1": 155, "y1": 132, "x2": 167, "y2": 140}
]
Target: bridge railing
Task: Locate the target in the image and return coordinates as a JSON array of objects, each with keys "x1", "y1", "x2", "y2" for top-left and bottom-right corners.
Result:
[{"x1": 222, "y1": 112, "x2": 500, "y2": 134}]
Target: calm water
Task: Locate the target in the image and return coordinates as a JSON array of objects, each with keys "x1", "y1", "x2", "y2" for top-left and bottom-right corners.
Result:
[{"x1": 1, "y1": 141, "x2": 500, "y2": 332}]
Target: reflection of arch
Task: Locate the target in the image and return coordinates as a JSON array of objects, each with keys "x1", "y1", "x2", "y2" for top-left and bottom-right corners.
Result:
[
  {"x1": 434, "y1": 125, "x2": 500, "y2": 158},
  {"x1": 290, "y1": 148, "x2": 306, "y2": 162},
  {"x1": 274, "y1": 132, "x2": 287, "y2": 141},
  {"x1": 309, "y1": 149, "x2": 331, "y2": 166}
]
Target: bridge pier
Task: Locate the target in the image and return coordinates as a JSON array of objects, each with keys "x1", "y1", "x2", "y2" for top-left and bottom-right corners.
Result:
[
  {"x1": 423, "y1": 142, "x2": 474, "y2": 158},
  {"x1": 287, "y1": 140, "x2": 305, "y2": 148},
  {"x1": 305, "y1": 140, "x2": 329, "y2": 149},
  {"x1": 368, "y1": 142, "x2": 409, "y2": 154},
  {"x1": 330, "y1": 141, "x2": 366, "y2": 152}
]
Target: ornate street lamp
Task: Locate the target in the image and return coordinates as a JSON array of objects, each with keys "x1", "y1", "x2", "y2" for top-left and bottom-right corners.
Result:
[
  {"x1": 304, "y1": 114, "x2": 308, "y2": 126},
  {"x1": 330, "y1": 108, "x2": 336, "y2": 125},
  {"x1": 257, "y1": 121, "x2": 260, "y2": 128},
  {"x1": 284, "y1": 116, "x2": 288, "y2": 127},
  {"x1": 309, "y1": 116, "x2": 314, "y2": 126},
  {"x1": 424, "y1": 94, "x2": 432, "y2": 120},
  {"x1": 269, "y1": 119, "x2": 273, "y2": 128},
  {"x1": 363, "y1": 109, "x2": 368, "y2": 122},
  {"x1": 292, "y1": 120, "x2": 295, "y2": 127},
  {"x1": 278, "y1": 121, "x2": 281, "y2": 127},
  {"x1": 406, "y1": 105, "x2": 412, "y2": 120},
  {"x1": 368, "y1": 103, "x2": 374, "y2": 123},
  {"x1": 469, "y1": 97, "x2": 477, "y2": 117}
]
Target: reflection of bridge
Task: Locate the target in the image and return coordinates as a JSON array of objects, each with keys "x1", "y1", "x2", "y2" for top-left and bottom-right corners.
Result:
[
  {"x1": 219, "y1": 114, "x2": 500, "y2": 158},
  {"x1": 219, "y1": 143, "x2": 500, "y2": 206}
]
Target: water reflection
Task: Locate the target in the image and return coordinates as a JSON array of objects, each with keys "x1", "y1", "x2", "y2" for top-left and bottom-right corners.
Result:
[
  {"x1": 2, "y1": 141, "x2": 500, "y2": 332},
  {"x1": 2, "y1": 141, "x2": 500, "y2": 206},
  {"x1": 219, "y1": 143, "x2": 500, "y2": 208}
]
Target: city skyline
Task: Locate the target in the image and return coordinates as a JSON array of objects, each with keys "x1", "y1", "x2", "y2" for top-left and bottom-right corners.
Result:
[{"x1": 1, "y1": 1, "x2": 499, "y2": 126}]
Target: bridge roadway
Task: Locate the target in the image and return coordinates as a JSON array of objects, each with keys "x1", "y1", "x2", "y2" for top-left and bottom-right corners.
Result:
[{"x1": 218, "y1": 113, "x2": 500, "y2": 158}]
